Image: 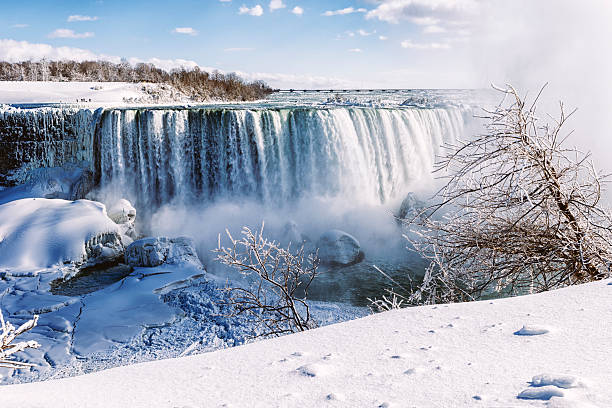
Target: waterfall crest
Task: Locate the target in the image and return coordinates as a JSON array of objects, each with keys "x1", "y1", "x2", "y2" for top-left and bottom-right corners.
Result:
[{"x1": 97, "y1": 107, "x2": 467, "y2": 209}]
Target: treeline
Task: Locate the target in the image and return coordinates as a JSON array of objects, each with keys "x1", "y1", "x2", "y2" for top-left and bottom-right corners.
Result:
[{"x1": 0, "y1": 60, "x2": 274, "y2": 101}]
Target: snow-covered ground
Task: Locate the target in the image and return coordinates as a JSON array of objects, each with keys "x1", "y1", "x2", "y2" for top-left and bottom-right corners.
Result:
[
  {"x1": 2, "y1": 278, "x2": 610, "y2": 407},
  {"x1": 0, "y1": 81, "x2": 154, "y2": 104}
]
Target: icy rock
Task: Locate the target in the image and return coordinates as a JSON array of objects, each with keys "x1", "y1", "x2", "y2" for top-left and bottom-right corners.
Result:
[
  {"x1": 0, "y1": 198, "x2": 122, "y2": 270},
  {"x1": 316, "y1": 230, "x2": 364, "y2": 266},
  {"x1": 397, "y1": 192, "x2": 426, "y2": 220},
  {"x1": 108, "y1": 199, "x2": 136, "y2": 225},
  {"x1": 125, "y1": 237, "x2": 201, "y2": 268},
  {"x1": 107, "y1": 198, "x2": 137, "y2": 239},
  {"x1": 84, "y1": 232, "x2": 125, "y2": 267},
  {"x1": 0, "y1": 166, "x2": 94, "y2": 205}
]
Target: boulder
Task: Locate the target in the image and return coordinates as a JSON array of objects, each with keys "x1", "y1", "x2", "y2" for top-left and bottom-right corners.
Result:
[
  {"x1": 397, "y1": 192, "x2": 426, "y2": 221},
  {"x1": 316, "y1": 230, "x2": 364, "y2": 266},
  {"x1": 124, "y1": 236, "x2": 201, "y2": 268},
  {"x1": 107, "y1": 199, "x2": 136, "y2": 225},
  {"x1": 84, "y1": 231, "x2": 126, "y2": 267},
  {"x1": 107, "y1": 198, "x2": 137, "y2": 239}
]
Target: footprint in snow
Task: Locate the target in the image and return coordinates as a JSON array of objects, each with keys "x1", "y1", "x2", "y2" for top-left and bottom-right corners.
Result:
[
  {"x1": 326, "y1": 393, "x2": 345, "y2": 401},
  {"x1": 517, "y1": 374, "x2": 583, "y2": 402},
  {"x1": 531, "y1": 374, "x2": 582, "y2": 389},
  {"x1": 514, "y1": 325, "x2": 550, "y2": 336},
  {"x1": 517, "y1": 386, "x2": 565, "y2": 400},
  {"x1": 296, "y1": 363, "x2": 329, "y2": 378}
]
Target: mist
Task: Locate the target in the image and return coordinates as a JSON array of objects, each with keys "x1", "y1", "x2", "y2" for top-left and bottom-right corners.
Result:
[{"x1": 471, "y1": 0, "x2": 612, "y2": 174}]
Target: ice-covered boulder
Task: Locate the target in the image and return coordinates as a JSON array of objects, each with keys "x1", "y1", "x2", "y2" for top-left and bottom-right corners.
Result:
[
  {"x1": 397, "y1": 192, "x2": 426, "y2": 221},
  {"x1": 108, "y1": 199, "x2": 136, "y2": 224},
  {"x1": 0, "y1": 198, "x2": 123, "y2": 270},
  {"x1": 316, "y1": 230, "x2": 364, "y2": 266},
  {"x1": 124, "y1": 237, "x2": 201, "y2": 268},
  {"x1": 107, "y1": 198, "x2": 137, "y2": 239}
]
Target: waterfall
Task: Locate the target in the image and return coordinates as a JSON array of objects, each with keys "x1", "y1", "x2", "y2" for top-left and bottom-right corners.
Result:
[{"x1": 96, "y1": 107, "x2": 467, "y2": 209}]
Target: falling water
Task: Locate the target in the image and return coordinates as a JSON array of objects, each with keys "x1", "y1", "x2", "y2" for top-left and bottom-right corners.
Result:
[{"x1": 97, "y1": 107, "x2": 467, "y2": 210}]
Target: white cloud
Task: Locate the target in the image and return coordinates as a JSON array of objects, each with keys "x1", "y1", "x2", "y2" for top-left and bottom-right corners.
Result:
[
  {"x1": 410, "y1": 16, "x2": 440, "y2": 26},
  {"x1": 219, "y1": 0, "x2": 231, "y2": 2},
  {"x1": 291, "y1": 6, "x2": 304, "y2": 15},
  {"x1": 379, "y1": 35, "x2": 388, "y2": 40},
  {"x1": 0, "y1": 38, "x2": 117, "y2": 62},
  {"x1": 11, "y1": 24, "x2": 29, "y2": 28},
  {"x1": 224, "y1": 47, "x2": 255, "y2": 52},
  {"x1": 236, "y1": 70, "x2": 354, "y2": 89},
  {"x1": 67, "y1": 15, "x2": 98, "y2": 22},
  {"x1": 0, "y1": 39, "x2": 202, "y2": 72},
  {"x1": 48, "y1": 29, "x2": 94, "y2": 39},
  {"x1": 400, "y1": 39, "x2": 450, "y2": 49},
  {"x1": 323, "y1": 7, "x2": 367, "y2": 16},
  {"x1": 239, "y1": 4, "x2": 264, "y2": 16},
  {"x1": 366, "y1": 0, "x2": 478, "y2": 24},
  {"x1": 173, "y1": 27, "x2": 198, "y2": 36},
  {"x1": 348, "y1": 48, "x2": 362, "y2": 52},
  {"x1": 358, "y1": 29, "x2": 375, "y2": 36},
  {"x1": 423, "y1": 25, "x2": 446, "y2": 34},
  {"x1": 269, "y1": 0, "x2": 285, "y2": 11},
  {"x1": 134, "y1": 57, "x2": 202, "y2": 72}
]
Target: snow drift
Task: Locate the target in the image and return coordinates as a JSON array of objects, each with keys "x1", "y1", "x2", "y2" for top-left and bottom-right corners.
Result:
[{"x1": 0, "y1": 198, "x2": 122, "y2": 271}]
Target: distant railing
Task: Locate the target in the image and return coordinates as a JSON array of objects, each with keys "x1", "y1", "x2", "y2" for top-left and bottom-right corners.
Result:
[{"x1": 275, "y1": 89, "x2": 410, "y2": 93}]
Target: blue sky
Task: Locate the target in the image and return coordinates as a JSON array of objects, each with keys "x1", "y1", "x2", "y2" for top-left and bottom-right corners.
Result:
[
  {"x1": 0, "y1": 0, "x2": 482, "y2": 88},
  {"x1": 4, "y1": 0, "x2": 606, "y2": 91}
]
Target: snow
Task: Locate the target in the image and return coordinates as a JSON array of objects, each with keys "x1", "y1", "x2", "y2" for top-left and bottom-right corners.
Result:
[
  {"x1": 0, "y1": 198, "x2": 120, "y2": 271},
  {"x1": 0, "y1": 81, "x2": 150, "y2": 104},
  {"x1": 1, "y1": 277, "x2": 610, "y2": 407}
]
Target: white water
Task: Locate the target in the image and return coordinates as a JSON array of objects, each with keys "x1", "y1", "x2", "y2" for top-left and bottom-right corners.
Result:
[{"x1": 97, "y1": 107, "x2": 467, "y2": 211}]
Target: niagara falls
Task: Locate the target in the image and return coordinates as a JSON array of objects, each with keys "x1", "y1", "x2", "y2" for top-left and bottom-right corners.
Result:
[{"x1": 1, "y1": 1, "x2": 612, "y2": 407}]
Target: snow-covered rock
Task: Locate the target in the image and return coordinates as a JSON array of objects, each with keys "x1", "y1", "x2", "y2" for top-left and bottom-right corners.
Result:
[
  {"x1": 124, "y1": 237, "x2": 201, "y2": 268},
  {"x1": 0, "y1": 198, "x2": 122, "y2": 271},
  {"x1": 316, "y1": 230, "x2": 364, "y2": 266},
  {"x1": 108, "y1": 198, "x2": 136, "y2": 224},
  {"x1": 107, "y1": 198, "x2": 137, "y2": 239}
]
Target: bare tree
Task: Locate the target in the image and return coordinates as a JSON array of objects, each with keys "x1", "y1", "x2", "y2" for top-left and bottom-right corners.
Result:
[
  {"x1": 215, "y1": 225, "x2": 318, "y2": 338},
  {"x1": 405, "y1": 84, "x2": 612, "y2": 305},
  {"x1": 0, "y1": 310, "x2": 40, "y2": 369}
]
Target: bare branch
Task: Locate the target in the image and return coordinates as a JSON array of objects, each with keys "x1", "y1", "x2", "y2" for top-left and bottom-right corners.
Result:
[{"x1": 214, "y1": 225, "x2": 319, "y2": 338}]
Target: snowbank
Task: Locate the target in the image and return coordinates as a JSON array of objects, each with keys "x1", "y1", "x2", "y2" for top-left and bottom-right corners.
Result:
[
  {"x1": 0, "y1": 81, "x2": 152, "y2": 104},
  {"x1": 0, "y1": 198, "x2": 120, "y2": 270},
  {"x1": 2, "y1": 279, "x2": 610, "y2": 407}
]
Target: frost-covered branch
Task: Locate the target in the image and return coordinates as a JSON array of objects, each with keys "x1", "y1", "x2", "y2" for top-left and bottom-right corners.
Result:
[
  {"x1": 404, "y1": 84, "x2": 612, "y2": 304},
  {"x1": 215, "y1": 224, "x2": 318, "y2": 338},
  {"x1": 0, "y1": 310, "x2": 40, "y2": 369}
]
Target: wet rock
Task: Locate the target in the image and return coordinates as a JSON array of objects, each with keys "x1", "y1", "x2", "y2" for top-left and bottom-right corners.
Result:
[
  {"x1": 397, "y1": 192, "x2": 426, "y2": 221},
  {"x1": 316, "y1": 230, "x2": 364, "y2": 266}
]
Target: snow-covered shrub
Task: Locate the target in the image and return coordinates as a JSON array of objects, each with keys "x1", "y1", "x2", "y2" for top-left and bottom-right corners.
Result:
[
  {"x1": 215, "y1": 224, "x2": 318, "y2": 338},
  {"x1": 0, "y1": 310, "x2": 40, "y2": 369}
]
